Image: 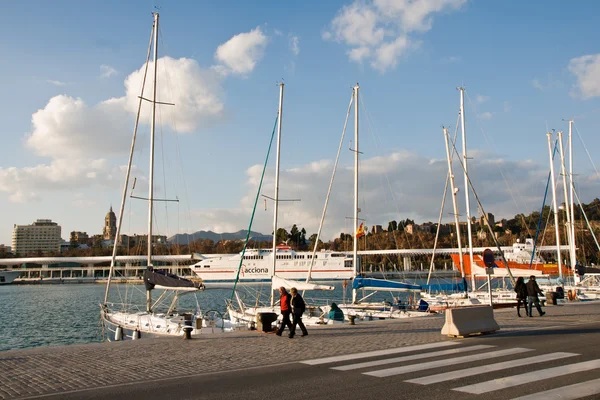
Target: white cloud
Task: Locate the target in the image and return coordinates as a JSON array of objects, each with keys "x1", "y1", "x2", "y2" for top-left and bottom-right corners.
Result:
[
  {"x1": 475, "y1": 94, "x2": 489, "y2": 104},
  {"x1": 289, "y1": 35, "x2": 300, "y2": 56},
  {"x1": 46, "y1": 79, "x2": 65, "y2": 86},
  {"x1": 213, "y1": 27, "x2": 268, "y2": 76},
  {"x1": 324, "y1": 0, "x2": 467, "y2": 72},
  {"x1": 568, "y1": 53, "x2": 600, "y2": 99},
  {"x1": 477, "y1": 111, "x2": 493, "y2": 120},
  {"x1": 445, "y1": 55, "x2": 460, "y2": 63},
  {"x1": 503, "y1": 101, "x2": 511, "y2": 113},
  {"x1": 189, "y1": 148, "x2": 565, "y2": 242},
  {"x1": 1, "y1": 57, "x2": 225, "y2": 203},
  {"x1": 100, "y1": 64, "x2": 118, "y2": 78},
  {"x1": 531, "y1": 74, "x2": 562, "y2": 91}
]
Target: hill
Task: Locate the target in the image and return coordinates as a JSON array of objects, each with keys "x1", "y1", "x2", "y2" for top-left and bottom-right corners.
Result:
[{"x1": 168, "y1": 230, "x2": 272, "y2": 244}]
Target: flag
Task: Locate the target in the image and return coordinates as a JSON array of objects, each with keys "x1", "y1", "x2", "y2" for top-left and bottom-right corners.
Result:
[{"x1": 356, "y1": 222, "x2": 365, "y2": 238}]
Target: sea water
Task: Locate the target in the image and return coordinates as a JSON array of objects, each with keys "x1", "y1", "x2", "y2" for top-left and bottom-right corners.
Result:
[{"x1": 0, "y1": 281, "x2": 428, "y2": 352}]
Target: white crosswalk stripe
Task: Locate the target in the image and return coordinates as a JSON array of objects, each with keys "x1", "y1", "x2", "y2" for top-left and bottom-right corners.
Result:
[
  {"x1": 363, "y1": 347, "x2": 530, "y2": 378},
  {"x1": 406, "y1": 352, "x2": 578, "y2": 385},
  {"x1": 510, "y1": 377, "x2": 600, "y2": 400},
  {"x1": 454, "y1": 359, "x2": 600, "y2": 394},
  {"x1": 299, "y1": 342, "x2": 600, "y2": 399},
  {"x1": 299, "y1": 341, "x2": 459, "y2": 365},
  {"x1": 332, "y1": 344, "x2": 495, "y2": 371}
]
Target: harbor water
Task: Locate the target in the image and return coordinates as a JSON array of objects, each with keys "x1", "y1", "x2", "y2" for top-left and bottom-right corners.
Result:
[{"x1": 0, "y1": 281, "x2": 433, "y2": 352}]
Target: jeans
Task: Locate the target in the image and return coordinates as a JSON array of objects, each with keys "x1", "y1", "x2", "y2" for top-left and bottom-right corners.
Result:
[
  {"x1": 527, "y1": 296, "x2": 543, "y2": 316},
  {"x1": 290, "y1": 313, "x2": 308, "y2": 337},
  {"x1": 277, "y1": 311, "x2": 293, "y2": 335}
]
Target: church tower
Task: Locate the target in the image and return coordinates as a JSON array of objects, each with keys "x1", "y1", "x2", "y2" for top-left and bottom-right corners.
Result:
[{"x1": 103, "y1": 206, "x2": 117, "y2": 240}]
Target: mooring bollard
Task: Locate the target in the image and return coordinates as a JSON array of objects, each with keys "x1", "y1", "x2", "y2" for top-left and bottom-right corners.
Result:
[
  {"x1": 348, "y1": 315, "x2": 356, "y2": 325},
  {"x1": 183, "y1": 326, "x2": 193, "y2": 340}
]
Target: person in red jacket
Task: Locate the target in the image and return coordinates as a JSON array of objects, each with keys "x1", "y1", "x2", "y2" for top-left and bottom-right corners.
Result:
[{"x1": 276, "y1": 286, "x2": 293, "y2": 336}]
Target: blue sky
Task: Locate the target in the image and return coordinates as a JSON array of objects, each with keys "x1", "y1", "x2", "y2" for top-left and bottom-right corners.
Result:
[{"x1": 1, "y1": 0, "x2": 599, "y2": 246}]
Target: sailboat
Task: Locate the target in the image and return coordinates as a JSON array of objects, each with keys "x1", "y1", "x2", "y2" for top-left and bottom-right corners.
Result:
[
  {"x1": 100, "y1": 13, "x2": 236, "y2": 340},
  {"x1": 315, "y1": 84, "x2": 429, "y2": 321},
  {"x1": 225, "y1": 83, "x2": 337, "y2": 329}
]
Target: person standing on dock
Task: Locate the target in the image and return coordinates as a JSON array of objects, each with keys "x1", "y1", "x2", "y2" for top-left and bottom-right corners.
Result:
[
  {"x1": 276, "y1": 287, "x2": 293, "y2": 336},
  {"x1": 526, "y1": 275, "x2": 546, "y2": 317},
  {"x1": 289, "y1": 287, "x2": 308, "y2": 338},
  {"x1": 514, "y1": 276, "x2": 529, "y2": 317}
]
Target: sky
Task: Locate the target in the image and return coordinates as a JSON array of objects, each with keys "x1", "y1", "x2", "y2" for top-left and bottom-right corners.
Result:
[{"x1": 1, "y1": 0, "x2": 600, "y2": 246}]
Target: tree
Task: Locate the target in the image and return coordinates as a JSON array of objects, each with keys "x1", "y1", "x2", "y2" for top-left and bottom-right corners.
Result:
[{"x1": 387, "y1": 220, "x2": 397, "y2": 232}]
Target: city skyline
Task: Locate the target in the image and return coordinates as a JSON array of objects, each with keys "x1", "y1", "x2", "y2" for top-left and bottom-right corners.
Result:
[{"x1": 1, "y1": 1, "x2": 599, "y2": 245}]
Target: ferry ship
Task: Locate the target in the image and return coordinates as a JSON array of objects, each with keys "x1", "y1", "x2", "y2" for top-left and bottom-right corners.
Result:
[
  {"x1": 192, "y1": 244, "x2": 355, "y2": 282},
  {"x1": 450, "y1": 238, "x2": 570, "y2": 277},
  {"x1": 0, "y1": 270, "x2": 21, "y2": 284}
]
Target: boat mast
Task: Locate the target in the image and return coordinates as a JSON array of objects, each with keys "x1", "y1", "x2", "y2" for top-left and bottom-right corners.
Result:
[
  {"x1": 103, "y1": 18, "x2": 154, "y2": 305},
  {"x1": 270, "y1": 82, "x2": 284, "y2": 307},
  {"x1": 558, "y1": 131, "x2": 574, "y2": 282},
  {"x1": 547, "y1": 132, "x2": 563, "y2": 280},
  {"x1": 146, "y1": 12, "x2": 159, "y2": 313},
  {"x1": 352, "y1": 84, "x2": 359, "y2": 304},
  {"x1": 443, "y1": 127, "x2": 466, "y2": 292},
  {"x1": 458, "y1": 87, "x2": 475, "y2": 292},
  {"x1": 568, "y1": 120, "x2": 577, "y2": 276}
]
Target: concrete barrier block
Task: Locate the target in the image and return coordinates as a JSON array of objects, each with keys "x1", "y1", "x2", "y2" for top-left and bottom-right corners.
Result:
[{"x1": 441, "y1": 305, "x2": 500, "y2": 337}]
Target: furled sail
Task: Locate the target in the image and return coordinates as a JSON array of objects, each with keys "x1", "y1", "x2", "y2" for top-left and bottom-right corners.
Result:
[
  {"x1": 143, "y1": 267, "x2": 204, "y2": 291},
  {"x1": 352, "y1": 277, "x2": 421, "y2": 292}
]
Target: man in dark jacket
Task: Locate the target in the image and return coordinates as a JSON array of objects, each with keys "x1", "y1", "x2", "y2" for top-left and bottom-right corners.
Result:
[
  {"x1": 276, "y1": 287, "x2": 293, "y2": 336},
  {"x1": 289, "y1": 287, "x2": 308, "y2": 338},
  {"x1": 526, "y1": 275, "x2": 546, "y2": 317}
]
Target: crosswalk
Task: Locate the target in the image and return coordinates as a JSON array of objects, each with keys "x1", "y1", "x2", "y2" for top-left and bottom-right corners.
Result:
[{"x1": 299, "y1": 341, "x2": 600, "y2": 399}]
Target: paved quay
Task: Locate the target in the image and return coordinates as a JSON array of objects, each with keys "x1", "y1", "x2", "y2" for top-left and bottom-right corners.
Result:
[{"x1": 2, "y1": 301, "x2": 600, "y2": 399}]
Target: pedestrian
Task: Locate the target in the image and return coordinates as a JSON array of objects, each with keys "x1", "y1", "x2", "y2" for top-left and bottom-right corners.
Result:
[
  {"x1": 289, "y1": 287, "x2": 308, "y2": 338},
  {"x1": 276, "y1": 286, "x2": 293, "y2": 336},
  {"x1": 526, "y1": 275, "x2": 546, "y2": 317},
  {"x1": 514, "y1": 276, "x2": 529, "y2": 317}
]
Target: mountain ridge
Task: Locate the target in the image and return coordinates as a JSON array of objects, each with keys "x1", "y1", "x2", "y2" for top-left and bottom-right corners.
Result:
[{"x1": 168, "y1": 230, "x2": 272, "y2": 244}]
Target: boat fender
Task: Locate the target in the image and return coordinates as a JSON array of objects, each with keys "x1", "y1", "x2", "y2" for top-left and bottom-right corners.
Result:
[{"x1": 115, "y1": 326, "x2": 123, "y2": 341}]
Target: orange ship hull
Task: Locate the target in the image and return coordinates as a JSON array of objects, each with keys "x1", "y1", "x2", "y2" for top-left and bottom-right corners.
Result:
[{"x1": 450, "y1": 254, "x2": 570, "y2": 277}]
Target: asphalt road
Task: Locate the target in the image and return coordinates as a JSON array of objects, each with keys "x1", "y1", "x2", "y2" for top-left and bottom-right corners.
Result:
[{"x1": 35, "y1": 321, "x2": 600, "y2": 400}]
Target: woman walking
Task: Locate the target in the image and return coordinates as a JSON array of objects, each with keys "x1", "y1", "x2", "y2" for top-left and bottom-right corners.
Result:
[{"x1": 514, "y1": 276, "x2": 528, "y2": 317}]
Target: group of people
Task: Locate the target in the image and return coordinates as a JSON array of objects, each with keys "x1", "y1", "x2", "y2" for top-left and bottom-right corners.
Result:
[
  {"x1": 276, "y1": 286, "x2": 308, "y2": 338},
  {"x1": 514, "y1": 275, "x2": 547, "y2": 317}
]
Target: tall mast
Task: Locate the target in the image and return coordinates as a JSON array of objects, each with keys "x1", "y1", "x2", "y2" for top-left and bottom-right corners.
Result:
[
  {"x1": 270, "y1": 82, "x2": 284, "y2": 307},
  {"x1": 547, "y1": 132, "x2": 563, "y2": 279},
  {"x1": 443, "y1": 127, "x2": 466, "y2": 290},
  {"x1": 568, "y1": 120, "x2": 577, "y2": 271},
  {"x1": 352, "y1": 84, "x2": 359, "y2": 304},
  {"x1": 103, "y1": 16, "x2": 154, "y2": 305},
  {"x1": 558, "y1": 131, "x2": 574, "y2": 281},
  {"x1": 146, "y1": 12, "x2": 159, "y2": 312},
  {"x1": 457, "y1": 87, "x2": 474, "y2": 292}
]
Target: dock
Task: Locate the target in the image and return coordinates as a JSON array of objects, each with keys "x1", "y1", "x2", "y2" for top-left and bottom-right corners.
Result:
[{"x1": 2, "y1": 301, "x2": 600, "y2": 399}]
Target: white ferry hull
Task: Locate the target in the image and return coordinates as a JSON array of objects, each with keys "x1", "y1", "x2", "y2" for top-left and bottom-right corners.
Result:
[
  {"x1": 193, "y1": 248, "x2": 355, "y2": 282},
  {"x1": 0, "y1": 270, "x2": 21, "y2": 285}
]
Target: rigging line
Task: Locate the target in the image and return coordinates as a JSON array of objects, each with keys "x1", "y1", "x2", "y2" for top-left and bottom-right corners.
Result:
[
  {"x1": 104, "y1": 19, "x2": 155, "y2": 305},
  {"x1": 572, "y1": 182, "x2": 600, "y2": 253},
  {"x1": 428, "y1": 114, "x2": 462, "y2": 285},
  {"x1": 573, "y1": 122, "x2": 600, "y2": 179},
  {"x1": 530, "y1": 139, "x2": 559, "y2": 268},
  {"x1": 359, "y1": 92, "x2": 420, "y2": 251},
  {"x1": 464, "y1": 92, "x2": 534, "y2": 238},
  {"x1": 450, "y1": 139, "x2": 516, "y2": 286},
  {"x1": 230, "y1": 113, "x2": 279, "y2": 302}
]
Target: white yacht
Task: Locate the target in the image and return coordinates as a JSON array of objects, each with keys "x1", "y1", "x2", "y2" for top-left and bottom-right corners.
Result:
[{"x1": 192, "y1": 244, "x2": 355, "y2": 282}]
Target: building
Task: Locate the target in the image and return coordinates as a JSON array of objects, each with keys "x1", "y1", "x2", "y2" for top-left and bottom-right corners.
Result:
[
  {"x1": 70, "y1": 231, "x2": 90, "y2": 246},
  {"x1": 103, "y1": 207, "x2": 117, "y2": 240},
  {"x1": 12, "y1": 219, "x2": 62, "y2": 255}
]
